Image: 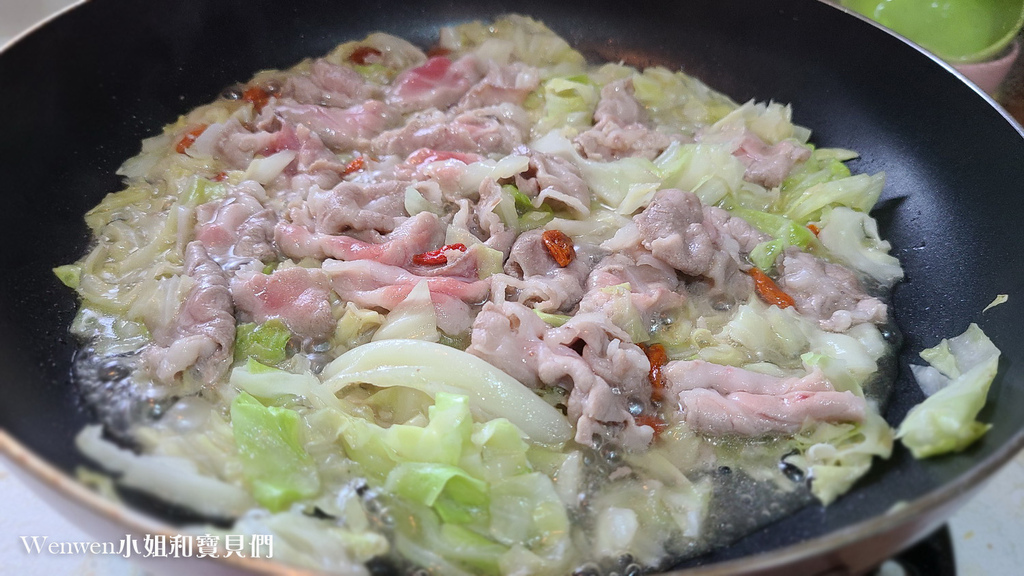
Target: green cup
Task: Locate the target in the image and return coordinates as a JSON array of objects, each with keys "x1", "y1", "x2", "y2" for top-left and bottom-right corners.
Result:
[{"x1": 842, "y1": 0, "x2": 1024, "y2": 63}]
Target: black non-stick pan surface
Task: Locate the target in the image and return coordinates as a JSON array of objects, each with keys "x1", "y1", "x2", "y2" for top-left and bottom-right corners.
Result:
[{"x1": 2, "y1": 0, "x2": 1023, "y2": 573}]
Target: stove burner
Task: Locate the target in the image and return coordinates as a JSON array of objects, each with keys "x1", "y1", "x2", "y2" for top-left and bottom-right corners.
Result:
[{"x1": 871, "y1": 526, "x2": 956, "y2": 576}]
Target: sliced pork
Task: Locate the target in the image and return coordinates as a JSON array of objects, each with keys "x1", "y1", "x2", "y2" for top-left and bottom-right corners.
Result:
[
  {"x1": 322, "y1": 258, "x2": 489, "y2": 334},
  {"x1": 457, "y1": 61, "x2": 541, "y2": 110},
  {"x1": 295, "y1": 180, "x2": 408, "y2": 237},
  {"x1": 276, "y1": 211, "x2": 445, "y2": 264},
  {"x1": 491, "y1": 228, "x2": 596, "y2": 313},
  {"x1": 677, "y1": 388, "x2": 865, "y2": 437},
  {"x1": 580, "y1": 252, "x2": 685, "y2": 328},
  {"x1": 230, "y1": 267, "x2": 335, "y2": 341},
  {"x1": 511, "y1": 147, "x2": 591, "y2": 218},
  {"x1": 283, "y1": 59, "x2": 382, "y2": 108},
  {"x1": 777, "y1": 248, "x2": 888, "y2": 332},
  {"x1": 733, "y1": 133, "x2": 811, "y2": 189},
  {"x1": 664, "y1": 360, "x2": 866, "y2": 436},
  {"x1": 467, "y1": 302, "x2": 657, "y2": 450},
  {"x1": 371, "y1": 103, "x2": 528, "y2": 157},
  {"x1": 274, "y1": 99, "x2": 400, "y2": 151},
  {"x1": 575, "y1": 78, "x2": 673, "y2": 161},
  {"x1": 194, "y1": 186, "x2": 277, "y2": 269},
  {"x1": 548, "y1": 314, "x2": 656, "y2": 450},
  {"x1": 143, "y1": 242, "x2": 235, "y2": 387},
  {"x1": 386, "y1": 55, "x2": 483, "y2": 114},
  {"x1": 634, "y1": 188, "x2": 718, "y2": 277}
]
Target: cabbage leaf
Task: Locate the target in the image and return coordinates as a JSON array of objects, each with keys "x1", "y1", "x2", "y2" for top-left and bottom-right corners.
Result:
[
  {"x1": 231, "y1": 392, "x2": 321, "y2": 511},
  {"x1": 896, "y1": 323, "x2": 1000, "y2": 458}
]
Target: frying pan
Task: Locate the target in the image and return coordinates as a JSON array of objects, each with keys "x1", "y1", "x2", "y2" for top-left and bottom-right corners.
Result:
[{"x1": 1, "y1": 0, "x2": 1023, "y2": 574}]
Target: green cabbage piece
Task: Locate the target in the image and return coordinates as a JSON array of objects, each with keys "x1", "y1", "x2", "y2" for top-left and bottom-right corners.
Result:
[
  {"x1": 817, "y1": 206, "x2": 904, "y2": 288},
  {"x1": 784, "y1": 410, "x2": 894, "y2": 504},
  {"x1": 730, "y1": 205, "x2": 819, "y2": 268},
  {"x1": 53, "y1": 264, "x2": 82, "y2": 289},
  {"x1": 70, "y1": 306, "x2": 150, "y2": 356},
  {"x1": 654, "y1": 141, "x2": 747, "y2": 208},
  {"x1": 777, "y1": 147, "x2": 884, "y2": 224},
  {"x1": 782, "y1": 172, "x2": 885, "y2": 224},
  {"x1": 386, "y1": 462, "x2": 490, "y2": 524},
  {"x1": 897, "y1": 323, "x2": 1001, "y2": 458},
  {"x1": 181, "y1": 177, "x2": 227, "y2": 206},
  {"x1": 712, "y1": 100, "x2": 810, "y2": 145},
  {"x1": 230, "y1": 392, "x2": 321, "y2": 512},
  {"x1": 321, "y1": 339, "x2": 574, "y2": 445},
  {"x1": 599, "y1": 283, "x2": 650, "y2": 343},
  {"x1": 631, "y1": 66, "x2": 736, "y2": 132},
  {"x1": 234, "y1": 319, "x2": 292, "y2": 365},
  {"x1": 83, "y1": 185, "x2": 153, "y2": 234},
  {"x1": 446, "y1": 15, "x2": 586, "y2": 76},
  {"x1": 339, "y1": 392, "x2": 473, "y2": 477},
  {"x1": 534, "y1": 75, "x2": 599, "y2": 136},
  {"x1": 372, "y1": 280, "x2": 439, "y2": 343},
  {"x1": 532, "y1": 131, "x2": 660, "y2": 208},
  {"x1": 75, "y1": 424, "x2": 252, "y2": 518},
  {"x1": 337, "y1": 392, "x2": 573, "y2": 575},
  {"x1": 534, "y1": 309, "x2": 571, "y2": 327}
]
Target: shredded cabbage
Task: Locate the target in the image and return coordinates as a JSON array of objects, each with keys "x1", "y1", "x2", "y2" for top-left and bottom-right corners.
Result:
[
  {"x1": 897, "y1": 324, "x2": 1000, "y2": 458},
  {"x1": 322, "y1": 340, "x2": 574, "y2": 446},
  {"x1": 231, "y1": 392, "x2": 321, "y2": 512}
]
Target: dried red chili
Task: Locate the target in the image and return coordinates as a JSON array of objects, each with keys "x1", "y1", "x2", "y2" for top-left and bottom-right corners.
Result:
[
  {"x1": 541, "y1": 230, "x2": 575, "y2": 267},
  {"x1": 242, "y1": 86, "x2": 271, "y2": 113},
  {"x1": 175, "y1": 124, "x2": 208, "y2": 154},
  {"x1": 412, "y1": 243, "x2": 467, "y2": 266},
  {"x1": 635, "y1": 414, "x2": 669, "y2": 438},
  {"x1": 342, "y1": 155, "x2": 365, "y2": 176},
  {"x1": 747, "y1": 267, "x2": 796, "y2": 309},
  {"x1": 641, "y1": 343, "x2": 669, "y2": 402},
  {"x1": 349, "y1": 46, "x2": 383, "y2": 65}
]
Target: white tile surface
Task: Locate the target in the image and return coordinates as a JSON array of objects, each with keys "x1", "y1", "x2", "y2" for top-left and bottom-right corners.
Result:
[
  {"x1": 2, "y1": 1, "x2": 1023, "y2": 574},
  {"x1": 0, "y1": 0, "x2": 75, "y2": 46}
]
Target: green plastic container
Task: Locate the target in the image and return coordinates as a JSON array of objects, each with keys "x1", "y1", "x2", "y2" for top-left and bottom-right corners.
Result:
[{"x1": 843, "y1": 0, "x2": 1024, "y2": 63}]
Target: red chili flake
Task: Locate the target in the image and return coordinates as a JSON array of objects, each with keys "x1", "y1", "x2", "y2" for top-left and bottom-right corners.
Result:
[
  {"x1": 636, "y1": 414, "x2": 669, "y2": 438},
  {"x1": 412, "y1": 243, "x2": 467, "y2": 266},
  {"x1": 342, "y1": 155, "x2": 365, "y2": 176},
  {"x1": 175, "y1": 124, "x2": 208, "y2": 154},
  {"x1": 426, "y1": 46, "x2": 452, "y2": 58},
  {"x1": 641, "y1": 343, "x2": 669, "y2": 402},
  {"x1": 807, "y1": 223, "x2": 821, "y2": 236},
  {"x1": 212, "y1": 171, "x2": 228, "y2": 182},
  {"x1": 747, "y1": 268, "x2": 796, "y2": 309},
  {"x1": 242, "y1": 86, "x2": 271, "y2": 113},
  {"x1": 349, "y1": 46, "x2": 383, "y2": 65},
  {"x1": 541, "y1": 230, "x2": 575, "y2": 267}
]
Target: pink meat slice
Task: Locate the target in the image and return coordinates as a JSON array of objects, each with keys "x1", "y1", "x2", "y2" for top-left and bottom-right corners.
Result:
[
  {"x1": 144, "y1": 242, "x2": 235, "y2": 387},
  {"x1": 230, "y1": 267, "x2": 335, "y2": 341},
  {"x1": 663, "y1": 360, "x2": 866, "y2": 437},
  {"x1": 386, "y1": 55, "x2": 482, "y2": 113},
  {"x1": 276, "y1": 212, "x2": 445, "y2": 265},
  {"x1": 678, "y1": 388, "x2": 866, "y2": 437},
  {"x1": 732, "y1": 133, "x2": 811, "y2": 189},
  {"x1": 663, "y1": 360, "x2": 833, "y2": 395},
  {"x1": 194, "y1": 188, "x2": 277, "y2": 268},
  {"x1": 274, "y1": 99, "x2": 399, "y2": 151},
  {"x1": 322, "y1": 259, "x2": 489, "y2": 334}
]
